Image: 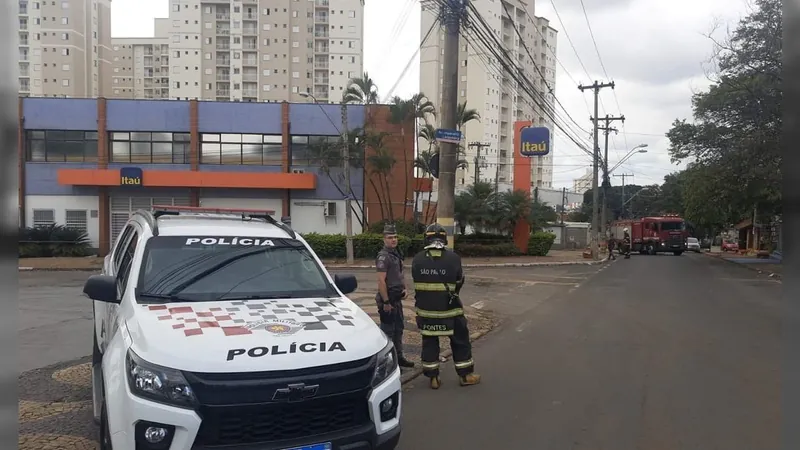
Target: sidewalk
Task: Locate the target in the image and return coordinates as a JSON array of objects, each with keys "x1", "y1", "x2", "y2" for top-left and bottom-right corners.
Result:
[
  {"x1": 19, "y1": 250, "x2": 603, "y2": 271},
  {"x1": 703, "y1": 251, "x2": 782, "y2": 279},
  {"x1": 348, "y1": 292, "x2": 497, "y2": 383}
]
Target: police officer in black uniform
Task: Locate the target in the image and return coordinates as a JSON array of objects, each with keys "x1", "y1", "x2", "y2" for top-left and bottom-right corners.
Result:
[
  {"x1": 375, "y1": 223, "x2": 415, "y2": 369},
  {"x1": 411, "y1": 223, "x2": 481, "y2": 389}
]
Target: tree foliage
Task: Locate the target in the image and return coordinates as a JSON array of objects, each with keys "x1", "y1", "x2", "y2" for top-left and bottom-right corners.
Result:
[{"x1": 665, "y1": 0, "x2": 781, "y2": 228}]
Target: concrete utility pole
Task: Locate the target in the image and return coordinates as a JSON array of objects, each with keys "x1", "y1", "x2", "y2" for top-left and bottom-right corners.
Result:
[
  {"x1": 469, "y1": 141, "x2": 491, "y2": 183},
  {"x1": 435, "y1": 0, "x2": 466, "y2": 249},
  {"x1": 614, "y1": 173, "x2": 634, "y2": 219},
  {"x1": 341, "y1": 102, "x2": 354, "y2": 265},
  {"x1": 578, "y1": 81, "x2": 616, "y2": 260},
  {"x1": 598, "y1": 114, "x2": 624, "y2": 235}
]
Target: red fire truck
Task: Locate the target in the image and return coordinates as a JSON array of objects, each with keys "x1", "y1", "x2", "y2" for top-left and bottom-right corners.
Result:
[{"x1": 609, "y1": 214, "x2": 689, "y2": 256}]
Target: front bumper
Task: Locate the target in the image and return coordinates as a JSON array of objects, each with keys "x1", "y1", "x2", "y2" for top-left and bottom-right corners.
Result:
[{"x1": 105, "y1": 366, "x2": 402, "y2": 450}]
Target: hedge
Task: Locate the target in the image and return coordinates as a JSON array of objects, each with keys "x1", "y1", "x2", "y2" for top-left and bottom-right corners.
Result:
[
  {"x1": 303, "y1": 231, "x2": 556, "y2": 259},
  {"x1": 19, "y1": 224, "x2": 93, "y2": 258},
  {"x1": 527, "y1": 231, "x2": 556, "y2": 256}
]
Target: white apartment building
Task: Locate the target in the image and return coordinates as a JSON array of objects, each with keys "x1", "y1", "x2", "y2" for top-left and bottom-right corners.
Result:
[
  {"x1": 109, "y1": 0, "x2": 364, "y2": 103},
  {"x1": 419, "y1": 0, "x2": 557, "y2": 193},
  {"x1": 109, "y1": 19, "x2": 171, "y2": 99},
  {"x1": 573, "y1": 169, "x2": 592, "y2": 194},
  {"x1": 18, "y1": 0, "x2": 113, "y2": 98}
]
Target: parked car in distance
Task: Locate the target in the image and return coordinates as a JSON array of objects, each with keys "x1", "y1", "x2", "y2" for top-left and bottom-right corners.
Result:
[
  {"x1": 722, "y1": 240, "x2": 739, "y2": 252},
  {"x1": 686, "y1": 237, "x2": 701, "y2": 253}
]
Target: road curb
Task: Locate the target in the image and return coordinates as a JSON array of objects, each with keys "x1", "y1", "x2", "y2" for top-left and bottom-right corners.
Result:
[
  {"x1": 19, "y1": 259, "x2": 608, "y2": 272},
  {"x1": 701, "y1": 252, "x2": 782, "y2": 280},
  {"x1": 399, "y1": 327, "x2": 494, "y2": 385}
]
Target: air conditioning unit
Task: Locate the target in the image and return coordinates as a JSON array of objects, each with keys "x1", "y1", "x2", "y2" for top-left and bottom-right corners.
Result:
[
  {"x1": 292, "y1": 168, "x2": 305, "y2": 174},
  {"x1": 323, "y1": 201, "x2": 337, "y2": 217}
]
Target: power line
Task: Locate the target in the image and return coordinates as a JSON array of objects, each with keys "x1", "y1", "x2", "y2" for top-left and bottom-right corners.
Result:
[{"x1": 382, "y1": 14, "x2": 440, "y2": 102}]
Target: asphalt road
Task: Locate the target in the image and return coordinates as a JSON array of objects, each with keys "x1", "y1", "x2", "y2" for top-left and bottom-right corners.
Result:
[
  {"x1": 18, "y1": 263, "x2": 601, "y2": 372},
  {"x1": 397, "y1": 253, "x2": 785, "y2": 450}
]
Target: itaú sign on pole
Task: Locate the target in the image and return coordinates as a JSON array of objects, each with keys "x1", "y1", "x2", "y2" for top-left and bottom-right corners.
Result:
[{"x1": 519, "y1": 127, "x2": 551, "y2": 157}]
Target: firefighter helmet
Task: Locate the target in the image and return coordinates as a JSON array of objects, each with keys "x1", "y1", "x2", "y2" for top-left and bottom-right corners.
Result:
[
  {"x1": 424, "y1": 223, "x2": 448, "y2": 248},
  {"x1": 623, "y1": 228, "x2": 629, "y2": 233}
]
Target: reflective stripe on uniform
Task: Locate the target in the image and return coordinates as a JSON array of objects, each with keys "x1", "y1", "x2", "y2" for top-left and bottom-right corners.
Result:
[
  {"x1": 415, "y1": 307, "x2": 464, "y2": 318},
  {"x1": 414, "y1": 282, "x2": 458, "y2": 291},
  {"x1": 420, "y1": 329, "x2": 454, "y2": 336},
  {"x1": 422, "y1": 361, "x2": 440, "y2": 369},
  {"x1": 454, "y1": 359, "x2": 474, "y2": 369}
]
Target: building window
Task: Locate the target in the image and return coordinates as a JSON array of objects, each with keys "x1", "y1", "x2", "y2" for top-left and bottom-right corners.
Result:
[
  {"x1": 109, "y1": 132, "x2": 190, "y2": 164},
  {"x1": 65, "y1": 209, "x2": 88, "y2": 233},
  {"x1": 289, "y1": 135, "x2": 341, "y2": 166},
  {"x1": 26, "y1": 130, "x2": 98, "y2": 162},
  {"x1": 32, "y1": 209, "x2": 56, "y2": 228},
  {"x1": 200, "y1": 133, "x2": 282, "y2": 165}
]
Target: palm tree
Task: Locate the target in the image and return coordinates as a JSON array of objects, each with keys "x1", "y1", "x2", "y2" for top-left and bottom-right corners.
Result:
[
  {"x1": 456, "y1": 101, "x2": 481, "y2": 129},
  {"x1": 455, "y1": 181, "x2": 496, "y2": 232},
  {"x1": 494, "y1": 190, "x2": 532, "y2": 235},
  {"x1": 364, "y1": 131, "x2": 396, "y2": 221},
  {"x1": 389, "y1": 93, "x2": 437, "y2": 220},
  {"x1": 343, "y1": 73, "x2": 379, "y2": 127}
]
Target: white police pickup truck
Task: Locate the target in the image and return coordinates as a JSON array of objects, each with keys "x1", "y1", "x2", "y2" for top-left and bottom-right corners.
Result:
[{"x1": 85, "y1": 206, "x2": 401, "y2": 450}]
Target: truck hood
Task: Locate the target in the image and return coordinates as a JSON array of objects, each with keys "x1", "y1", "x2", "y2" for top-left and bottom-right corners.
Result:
[{"x1": 126, "y1": 297, "x2": 387, "y2": 373}]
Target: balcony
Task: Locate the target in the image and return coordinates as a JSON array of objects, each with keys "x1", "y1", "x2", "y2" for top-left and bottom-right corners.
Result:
[
  {"x1": 216, "y1": 58, "x2": 231, "y2": 66},
  {"x1": 242, "y1": 27, "x2": 258, "y2": 35},
  {"x1": 314, "y1": 15, "x2": 329, "y2": 23},
  {"x1": 315, "y1": 46, "x2": 329, "y2": 53},
  {"x1": 20, "y1": 53, "x2": 29, "y2": 61},
  {"x1": 314, "y1": 31, "x2": 329, "y2": 38},
  {"x1": 20, "y1": 82, "x2": 30, "y2": 91},
  {"x1": 19, "y1": 5, "x2": 27, "y2": 14},
  {"x1": 314, "y1": 78, "x2": 329, "y2": 84},
  {"x1": 216, "y1": 74, "x2": 230, "y2": 81},
  {"x1": 216, "y1": 43, "x2": 230, "y2": 50},
  {"x1": 216, "y1": 13, "x2": 230, "y2": 20},
  {"x1": 313, "y1": 60, "x2": 329, "y2": 69},
  {"x1": 243, "y1": 43, "x2": 257, "y2": 50},
  {"x1": 315, "y1": 0, "x2": 329, "y2": 6},
  {"x1": 216, "y1": 28, "x2": 230, "y2": 35},
  {"x1": 20, "y1": 68, "x2": 29, "y2": 77},
  {"x1": 244, "y1": 12, "x2": 257, "y2": 20},
  {"x1": 19, "y1": 21, "x2": 27, "y2": 30},
  {"x1": 242, "y1": 73, "x2": 258, "y2": 82},
  {"x1": 242, "y1": 90, "x2": 258, "y2": 97},
  {"x1": 20, "y1": 38, "x2": 28, "y2": 46},
  {"x1": 216, "y1": 90, "x2": 230, "y2": 97},
  {"x1": 242, "y1": 59, "x2": 258, "y2": 66}
]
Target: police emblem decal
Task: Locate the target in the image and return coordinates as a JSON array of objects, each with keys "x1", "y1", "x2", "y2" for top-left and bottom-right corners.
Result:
[{"x1": 246, "y1": 318, "x2": 305, "y2": 336}]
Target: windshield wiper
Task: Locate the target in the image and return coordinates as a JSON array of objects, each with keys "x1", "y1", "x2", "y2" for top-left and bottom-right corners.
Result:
[{"x1": 138, "y1": 292, "x2": 194, "y2": 303}]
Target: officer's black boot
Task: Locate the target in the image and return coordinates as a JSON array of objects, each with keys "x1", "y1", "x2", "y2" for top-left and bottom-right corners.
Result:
[{"x1": 398, "y1": 357, "x2": 415, "y2": 368}]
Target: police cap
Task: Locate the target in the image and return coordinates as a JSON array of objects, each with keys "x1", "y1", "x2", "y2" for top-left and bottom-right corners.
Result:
[{"x1": 383, "y1": 223, "x2": 398, "y2": 236}]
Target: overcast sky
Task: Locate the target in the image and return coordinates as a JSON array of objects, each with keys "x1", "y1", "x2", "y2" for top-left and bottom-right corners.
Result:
[{"x1": 110, "y1": 0, "x2": 750, "y2": 190}]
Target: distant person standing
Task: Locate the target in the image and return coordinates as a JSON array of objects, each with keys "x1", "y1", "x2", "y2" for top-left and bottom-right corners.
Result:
[
  {"x1": 607, "y1": 236, "x2": 617, "y2": 260},
  {"x1": 375, "y1": 223, "x2": 415, "y2": 369}
]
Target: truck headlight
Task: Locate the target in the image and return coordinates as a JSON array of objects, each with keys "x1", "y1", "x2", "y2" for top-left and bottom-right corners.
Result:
[
  {"x1": 371, "y1": 341, "x2": 398, "y2": 387},
  {"x1": 126, "y1": 349, "x2": 198, "y2": 409}
]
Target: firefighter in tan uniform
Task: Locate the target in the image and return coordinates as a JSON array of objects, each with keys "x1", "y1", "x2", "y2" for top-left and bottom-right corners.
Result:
[{"x1": 411, "y1": 223, "x2": 481, "y2": 389}]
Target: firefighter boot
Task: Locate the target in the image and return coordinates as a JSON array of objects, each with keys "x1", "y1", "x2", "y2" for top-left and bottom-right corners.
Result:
[
  {"x1": 429, "y1": 376, "x2": 441, "y2": 390},
  {"x1": 459, "y1": 373, "x2": 482, "y2": 386}
]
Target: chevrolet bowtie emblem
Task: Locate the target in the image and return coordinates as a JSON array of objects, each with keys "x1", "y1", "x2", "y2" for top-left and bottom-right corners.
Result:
[{"x1": 272, "y1": 383, "x2": 319, "y2": 403}]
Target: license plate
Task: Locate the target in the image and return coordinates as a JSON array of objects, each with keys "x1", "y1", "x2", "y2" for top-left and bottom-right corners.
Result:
[{"x1": 282, "y1": 443, "x2": 332, "y2": 450}]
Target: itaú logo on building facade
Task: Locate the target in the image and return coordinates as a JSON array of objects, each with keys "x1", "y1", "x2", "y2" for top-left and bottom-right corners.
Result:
[
  {"x1": 120, "y1": 167, "x2": 143, "y2": 186},
  {"x1": 520, "y1": 127, "x2": 551, "y2": 157}
]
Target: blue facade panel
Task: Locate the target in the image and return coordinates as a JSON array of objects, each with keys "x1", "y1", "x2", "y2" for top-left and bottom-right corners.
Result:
[
  {"x1": 22, "y1": 98, "x2": 97, "y2": 131},
  {"x1": 290, "y1": 167, "x2": 364, "y2": 201},
  {"x1": 197, "y1": 102, "x2": 282, "y2": 134},
  {"x1": 25, "y1": 163, "x2": 99, "y2": 195},
  {"x1": 106, "y1": 100, "x2": 191, "y2": 132},
  {"x1": 288, "y1": 104, "x2": 366, "y2": 135}
]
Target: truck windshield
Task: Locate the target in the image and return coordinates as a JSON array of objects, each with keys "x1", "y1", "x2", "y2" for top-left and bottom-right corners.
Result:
[
  {"x1": 137, "y1": 236, "x2": 336, "y2": 302},
  {"x1": 660, "y1": 221, "x2": 686, "y2": 231}
]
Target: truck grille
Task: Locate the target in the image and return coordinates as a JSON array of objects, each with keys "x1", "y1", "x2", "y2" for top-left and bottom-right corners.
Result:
[
  {"x1": 193, "y1": 390, "x2": 371, "y2": 446},
  {"x1": 184, "y1": 356, "x2": 376, "y2": 447}
]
